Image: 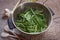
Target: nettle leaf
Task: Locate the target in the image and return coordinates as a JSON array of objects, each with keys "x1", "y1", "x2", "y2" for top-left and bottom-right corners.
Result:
[
  {"x1": 15, "y1": 8, "x2": 47, "y2": 33},
  {"x1": 24, "y1": 11, "x2": 32, "y2": 21}
]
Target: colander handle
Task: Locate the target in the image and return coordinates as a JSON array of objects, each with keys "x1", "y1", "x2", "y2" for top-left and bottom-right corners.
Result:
[
  {"x1": 48, "y1": 7, "x2": 55, "y2": 16},
  {"x1": 42, "y1": 0, "x2": 48, "y2": 5}
]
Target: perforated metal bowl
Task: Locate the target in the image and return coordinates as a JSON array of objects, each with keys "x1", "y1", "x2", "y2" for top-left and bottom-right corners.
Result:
[{"x1": 12, "y1": 2, "x2": 53, "y2": 35}]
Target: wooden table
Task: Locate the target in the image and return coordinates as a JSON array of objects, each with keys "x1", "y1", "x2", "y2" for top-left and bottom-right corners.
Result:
[{"x1": 0, "y1": 0, "x2": 60, "y2": 40}]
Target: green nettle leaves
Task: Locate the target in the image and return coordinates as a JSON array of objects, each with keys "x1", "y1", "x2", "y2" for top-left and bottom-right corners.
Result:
[{"x1": 15, "y1": 8, "x2": 47, "y2": 33}]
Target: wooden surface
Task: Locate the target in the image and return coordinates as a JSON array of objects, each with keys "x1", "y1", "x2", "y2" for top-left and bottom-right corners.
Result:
[{"x1": 0, "y1": 0, "x2": 60, "y2": 40}]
